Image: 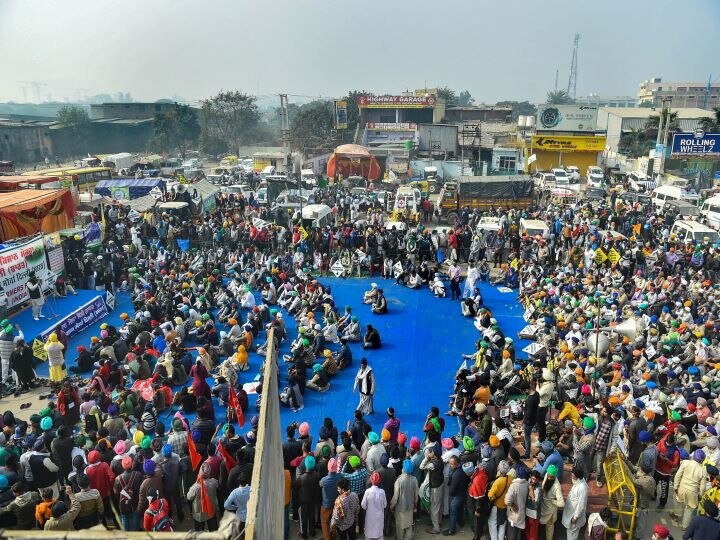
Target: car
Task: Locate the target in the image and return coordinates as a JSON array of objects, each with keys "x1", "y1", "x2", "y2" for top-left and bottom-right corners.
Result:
[
  {"x1": 670, "y1": 219, "x2": 720, "y2": 244},
  {"x1": 533, "y1": 172, "x2": 556, "y2": 189},
  {"x1": 182, "y1": 158, "x2": 204, "y2": 169},
  {"x1": 552, "y1": 168, "x2": 570, "y2": 186},
  {"x1": 256, "y1": 187, "x2": 267, "y2": 205},
  {"x1": 619, "y1": 191, "x2": 652, "y2": 206},
  {"x1": 587, "y1": 166, "x2": 605, "y2": 188},
  {"x1": 565, "y1": 166, "x2": 581, "y2": 183},
  {"x1": 585, "y1": 187, "x2": 607, "y2": 202},
  {"x1": 475, "y1": 216, "x2": 502, "y2": 234},
  {"x1": 665, "y1": 199, "x2": 701, "y2": 220},
  {"x1": 226, "y1": 184, "x2": 254, "y2": 199}
]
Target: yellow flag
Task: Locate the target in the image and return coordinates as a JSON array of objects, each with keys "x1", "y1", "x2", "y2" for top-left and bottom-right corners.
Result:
[
  {"x1": 607, "y1": 248, "x2": 621, "y2": 264},
  {"x1": 510, "y1": 258, "x2": 519, "y2": 270},
  {"x1": 32, "y1": 338, "x2": 48, "y2": 362},
  {"x1": 298, "y1": 226, "x2": 309, "y2": 241},
  {"x1": 595, "y1": 248, "x2": 608, "y2": 264}
]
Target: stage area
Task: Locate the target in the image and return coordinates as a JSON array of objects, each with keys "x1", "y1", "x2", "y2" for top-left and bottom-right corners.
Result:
[{"x1": 8, "y1": 278, "x2": 528, "y2": 438}]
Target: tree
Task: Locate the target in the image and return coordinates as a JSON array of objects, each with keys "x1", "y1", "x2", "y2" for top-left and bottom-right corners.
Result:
[
  {"x1": 545, "y1": 90, "x2": 574, "y2": 105},
  {"x1": 644, "y1": 111, "x2": 679, "y2": 141},
  {"x1": 199, "y1": 91, "x2": 260, "y2": 155},
  {"x1": 496, "y1": 100, "x2": 537, "y2": 121},
  {"x1": 619, "y1": 128, "x2": 654, "y2": 158},
  {"x1": 56, "y1": 105, "x2": 90, "y2": 155},
  {"x1": 435, "y1": 87, "x2": 457, "y2": 106},
  {"x1": 342, "y1": 90, "x2": 367, "y2": 135},
  {"x1": 456, "y1": 90, "x2": 474, "y2": 107},
  {"x1": 699, "y1": 107, "x2": 720, "y2": 132},
  {"x1": 289, "y1": 101, "x2": 334, "y2": 150},
  {"x1": 150, "y1": 104, "x2": 200, "y2": 157}
]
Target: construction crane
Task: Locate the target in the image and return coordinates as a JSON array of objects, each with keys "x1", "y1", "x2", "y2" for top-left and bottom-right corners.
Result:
[
  {"x1": 566, "y1": 33, "x2": 580, "y2": 100},
  {"x1": 702, "y1": 74, "x2": 714, "y2": 110}
]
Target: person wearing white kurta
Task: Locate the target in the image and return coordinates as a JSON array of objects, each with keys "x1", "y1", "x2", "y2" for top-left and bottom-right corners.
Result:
[
  {"x1": 361, "y1": 481, "x2": 387, "y2": 540},
  {"x1": 562, "y1": 467, "x2": 588, "y2": 540}
]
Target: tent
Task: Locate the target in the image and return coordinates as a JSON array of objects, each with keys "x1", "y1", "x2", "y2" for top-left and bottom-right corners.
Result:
[
  {"x1": 191, "y1": 179, "x2": 220, "y2": 213},
  {"x1": 128, "y1": 194, "x2": 158, "y2": 213},
  {"x1": 0, "y1": 188, "x2": 75, "y2": 241},
  {"x1": 94, "y1": 178, "x2": 166, "y2": 200},
  {"x1": 326, "y1": 144, "x2": 381, "y2": 180}
]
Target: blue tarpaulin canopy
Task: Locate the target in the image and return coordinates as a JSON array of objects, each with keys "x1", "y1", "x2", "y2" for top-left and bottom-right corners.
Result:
[{"x1": 94, "y1": 178, "x2": 166, "y2": 200}]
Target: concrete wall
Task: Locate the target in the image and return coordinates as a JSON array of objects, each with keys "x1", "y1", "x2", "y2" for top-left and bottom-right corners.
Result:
[
  {"x1": 246, "y1": 329, "x2": 284, "y2": 540},
  {"x1": 0, "y1": 124, "x2": 54, "y2": 163}
]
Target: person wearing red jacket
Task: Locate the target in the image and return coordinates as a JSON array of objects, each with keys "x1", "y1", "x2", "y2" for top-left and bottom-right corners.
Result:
[
  {"x1": 86, "y1": 449, "x2": 116, "y2": 522},
  {"x1": 655, "y1": 432, "x2": 680, "y2": 508},
  {"x1": 468, "y1": 462, "x2": 490, "y2": 539},
  {"x1": 57, "y1": 381, "x2": 80, "y2": 426},
  {"x1": 143, "y1": 488, "x2": 173, "y2": 532}
]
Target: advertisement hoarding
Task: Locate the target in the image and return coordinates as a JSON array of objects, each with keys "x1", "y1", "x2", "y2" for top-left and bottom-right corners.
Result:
[
  {"x1": 536, "y1": 104, "x2": 598, "y2": 132},
  {"x1": 671, "y1": 131, "x2": 720, "y2": 157},
  {"x1": 532, "y1": 135, "x2": 606, "y2": 152},
  {"x1": 334, "y1": 100, "x2": 348, "y2": 130},
  {"x1": 357, "y1": 95, "x2": 436, "y2": 108},
  {"x1": 367, "y1": 122, "x2": 418, "y2": 131}
]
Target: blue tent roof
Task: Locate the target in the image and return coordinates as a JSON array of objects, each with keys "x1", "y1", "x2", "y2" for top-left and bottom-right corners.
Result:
[{"x1": 95, "y1": 178, "x2": 165, "y2": 189}]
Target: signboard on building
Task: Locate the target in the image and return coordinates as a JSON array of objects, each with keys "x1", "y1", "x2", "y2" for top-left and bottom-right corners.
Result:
[
  {"x1": 334, "y1": 100, "x2": 348, "y2": 130},
  {"x1": 532, "y1": 135, "x2": 606, "y2": 152},
  {"x1": 358, "y1": 95, "x2": 436, "y2": 108},
  {"x1": 536, "y1": 105, "x2": 598, "y2": 132},
  {"x1": 367, "y1": 122, "x2": 417, "y2": 131},
  {"x1": 671, "y1": 131, "x2": 720, "y2": 157}
]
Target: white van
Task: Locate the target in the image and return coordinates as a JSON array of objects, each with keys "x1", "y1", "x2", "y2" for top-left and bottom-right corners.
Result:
[
  {"x1": 651, "y1": 184, "x2": 700, "y2": 210},
  {"x1": 670, "y1": 220, "x2": 720, "y2": 244},
  {"x1": 301, "y1": 204, "x2": 333, "y2": 229},
  {"x1": 700, "y1": 196, "x2": 720, "y2": 229},
  {"x1": 520, "y1": 218, "x2": 549, "y2": 238}
]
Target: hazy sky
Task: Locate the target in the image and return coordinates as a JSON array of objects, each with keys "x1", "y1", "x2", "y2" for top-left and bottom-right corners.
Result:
[{"x1": 1, "y1": 0, "x2": 719, "y2": 105}]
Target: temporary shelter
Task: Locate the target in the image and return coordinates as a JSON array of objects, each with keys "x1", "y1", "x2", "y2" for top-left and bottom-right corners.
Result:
[
  {"x1": 0, "y1": 188, "x2": 75, "y2": 241},
  {"x1": 326, "y1": 144, "x2": 381, "y2": 180}
]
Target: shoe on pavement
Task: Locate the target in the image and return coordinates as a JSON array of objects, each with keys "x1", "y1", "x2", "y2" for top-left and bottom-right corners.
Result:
[
  {"x1": 426, "y1": 528, "x2": 441, "y2": 535},
  {"x1": 443, "y1": 530, "x2": 455, "y2": 536},
  {"x1": 33, "y1": 317, "x2": 39, "y2": 321},
  {"x1": 39, "y1": 314, "x2": 46, "y2": 318}
]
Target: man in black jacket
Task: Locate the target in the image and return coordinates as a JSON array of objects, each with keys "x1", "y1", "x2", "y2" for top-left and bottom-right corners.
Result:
[
  {"x1": 445, "y1": 456, "x2": 471, "y2": 535},
  {"x1": 523, "y1": 380, "x2": 540, "y2": 458}
]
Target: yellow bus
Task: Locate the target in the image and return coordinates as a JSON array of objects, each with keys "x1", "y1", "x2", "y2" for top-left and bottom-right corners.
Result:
[{"x1": 23, "y1": 166, "x2": 113, "y2": 192}]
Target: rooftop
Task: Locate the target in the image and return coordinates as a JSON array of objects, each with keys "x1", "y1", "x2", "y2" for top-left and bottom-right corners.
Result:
[{"x1": 600, "y1": 107, "x2": 713, "y2": 119}]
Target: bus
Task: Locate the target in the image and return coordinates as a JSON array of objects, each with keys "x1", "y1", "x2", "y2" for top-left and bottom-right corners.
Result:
[{"x1": 23, "y1": 166, "x2": 113, "y2": 193}]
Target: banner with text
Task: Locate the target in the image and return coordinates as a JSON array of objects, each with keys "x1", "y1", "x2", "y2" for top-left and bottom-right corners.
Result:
[
  {"x1": 0, "y1": 236, "x2": 48, "y2": 308},
  {"x1": 38, "y1": 294, "x2": 108, "y2": 342}
]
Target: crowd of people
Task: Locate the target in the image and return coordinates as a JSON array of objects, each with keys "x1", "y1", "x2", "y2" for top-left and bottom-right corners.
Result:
[{"x1": 0, "y1": 175, "x2": 717, "y2": 540}]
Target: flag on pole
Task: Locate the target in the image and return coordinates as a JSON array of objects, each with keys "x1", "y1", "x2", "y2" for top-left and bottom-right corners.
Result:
[
  {"x1": 228, "y1": 385, "x2": 246, "y2": 428},
  {"x1": 175, "y1": 411, "x2": 202, "y2": 471},
  {"x1": 218, "y1": 440, "x2": 237, "y2": 471},
  {"x1": 198, "y1": 474, "x2": 215, "y2": 518}
]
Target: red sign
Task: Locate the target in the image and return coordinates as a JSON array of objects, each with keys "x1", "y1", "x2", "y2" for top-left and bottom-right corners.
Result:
[{"x1": 358, "y1": 95, "x2": 436, "y2": 108}]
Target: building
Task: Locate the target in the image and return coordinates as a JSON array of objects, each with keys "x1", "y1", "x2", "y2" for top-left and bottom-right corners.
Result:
[
  {"x1": 576, "y1": 94, "x2": 636, "y2": 108},
  {"x1": 531, "y1": 104, "x2": 606, "y2": 172},
  {"x1": 0, "y1": 119, "x2": 55, "y2": 163},
  {"x1": 417, "y1": 124, "x2": 458, "y2": 157},
  {"x1": 443, "y1": 105, "x2": 512, "y2": 123},
  {"x1": 638, "y1": 77, "x2": 720, "y2": 109},
  {"x1": 597, "y1": 107, "x2": 713, "y2": 153},
  {"x1": 89, "y1": 102, "x2": 182, "y2": 120}
]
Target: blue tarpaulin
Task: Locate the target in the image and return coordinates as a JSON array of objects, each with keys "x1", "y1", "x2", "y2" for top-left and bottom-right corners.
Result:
[{"x1": 94, "y1": 178, "x2": 166, "y2": 200}]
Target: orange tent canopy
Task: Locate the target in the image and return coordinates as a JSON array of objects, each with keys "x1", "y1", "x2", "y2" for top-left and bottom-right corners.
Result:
[
  {"x1": 326, "y1": 144, "x2": 381, "y2": 180},
  {"x1": 0, "y1": 188, "x2": 75, "y2": 241}
]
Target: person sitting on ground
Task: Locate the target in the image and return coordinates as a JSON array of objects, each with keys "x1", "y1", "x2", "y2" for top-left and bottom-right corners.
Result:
[
  {"x1": 363, "y1": 324, "x2": 381, "y2": 350},
  {"x1": 307, "y1": 363, "x2": 330, "y2": 392},
  {"x1": 371, "y1": 289, "x2": 388, "y2": 314},
  {"x1": 341, "y1": 316, "x2": 362, "y2": 342},
  {"x1": 430, "y1": 273, "x2": 446, "y2": 297},
  {"x1": 406, "y1": 270, "x2": 423, "y2": 289},
  {"x1": 363, "y1": 283, "x2": 379, "y2": 304}
]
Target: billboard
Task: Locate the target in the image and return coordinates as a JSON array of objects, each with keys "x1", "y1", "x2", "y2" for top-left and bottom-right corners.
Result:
[
  {"x1": 536, "y1": 104, "x2": 598, "y2": 132},
  {"x1": 671, "y1": 131, "x2": 720, "y2": 157},
  {"x1": 0, "y1": 236, "x2": 49, "y2": 308},
  {"x1": 334, "y1": 100, "x2": 348, "y2": 130},
  {"x1": 367, "y1": 122, "x2": 417, "y2": 131},
  {"x1": 357, "y1": 95, "x2": 436, "y2": 108},
  {"x1": 532, "y1": 135, "x2": 606, "y2": 152}
]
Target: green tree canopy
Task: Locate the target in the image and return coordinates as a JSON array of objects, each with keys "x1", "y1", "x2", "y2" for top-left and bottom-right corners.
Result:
[
  {"x1": 699, "y1": 107, "x2": 720, "y2": 132},
  {"x1": 289, "y1": 100, "x2": 334, "y2": 150},
  {"x1": 56, "y1": 105, "x2": 90, "y2": 155},
  {"x1": 200, "y1": 91, "x2": 260, "y2": 154},
  {"x1": 150, "y1": 104, "x2": 200, "y2": 157},
  {"x1": 545, "y1": 90, "x2": 574, "y2": 105},
  {"x1": 496, "y1": 100, "x2": 537, "y2": 121}
]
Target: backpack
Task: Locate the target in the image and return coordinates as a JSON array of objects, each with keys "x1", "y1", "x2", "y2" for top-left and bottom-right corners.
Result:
[
  {"x1": 146, "y1": 500, "x2": 174, "y2": 532},
  {"x1": 118, "y1": 472, "x2": 138, "y2": 514}
]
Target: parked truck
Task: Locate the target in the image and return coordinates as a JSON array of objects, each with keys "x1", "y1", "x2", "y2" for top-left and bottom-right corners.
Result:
[{"x1": 436, "y1": 175, "x2": 534, "y2": 226}]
